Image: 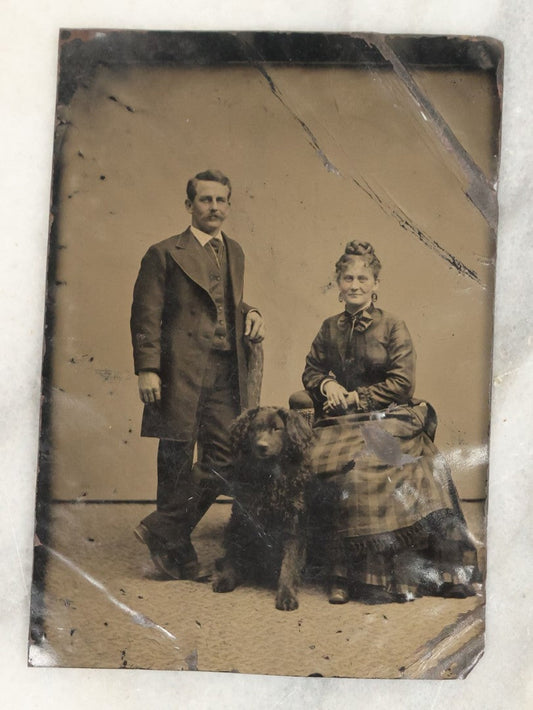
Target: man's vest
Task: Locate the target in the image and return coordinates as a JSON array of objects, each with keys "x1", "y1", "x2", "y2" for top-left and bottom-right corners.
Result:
[{"x1": 205, "y1": 238, "x2": 235, "y2": 351}]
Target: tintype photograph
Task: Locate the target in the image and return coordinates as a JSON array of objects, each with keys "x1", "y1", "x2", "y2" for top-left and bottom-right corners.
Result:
[{"x1": 30, "y1": 30, "x2": 502, "y2": 678}]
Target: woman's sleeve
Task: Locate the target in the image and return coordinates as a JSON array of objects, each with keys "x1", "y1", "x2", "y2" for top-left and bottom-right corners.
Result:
[
  {"x1": 302, "y1": 322, "x2": 334, "y2": 404},
  {"x1": 357, "y1": 319, "x2": 416, "y2": 411}
]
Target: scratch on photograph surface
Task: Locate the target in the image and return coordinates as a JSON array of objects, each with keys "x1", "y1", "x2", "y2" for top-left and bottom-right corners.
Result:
[
  {"x1": 368, "y1": 34, "x2": 498, "y2": 231},
  {"x1": 352, "y1": 175, "x2": 482, "y2": 285},
  {"x1": 404, "y1": 604, "x2": 484, "y2": 678},
  {"x1": 456, "y1": 643, "x2": 485, "y2": 679},
  {"x1": 46, "y1": 546, "x2": 178, "y2": 645},
  {"x1": 95, "y1": 368, "x2": 122, "y2": 382},
  {"x1": 242, "y1": 39, "x2": 483, "y2": 286},
  {"x1": 108, "y1": 95, "x2": 136, "y2": 113},
  {"x1": 246, "y1": 54, "x2": 340, "y2": 175},
  {"x1": 446, "y1": 443, "x2": 488, "y2": 473}
]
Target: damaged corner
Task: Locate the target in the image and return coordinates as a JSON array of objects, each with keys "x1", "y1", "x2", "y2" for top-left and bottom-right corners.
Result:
[{"x1": 369, "y1": 34, "x2": 501, "y2": 232}]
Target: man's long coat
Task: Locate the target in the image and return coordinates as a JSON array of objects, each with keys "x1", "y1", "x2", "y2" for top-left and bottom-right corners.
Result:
[{"x1": 131, "y1": 228, "x2": 253, "y2": 441}]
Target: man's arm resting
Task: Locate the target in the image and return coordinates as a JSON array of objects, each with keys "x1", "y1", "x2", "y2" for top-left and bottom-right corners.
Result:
[{"x1": 244, "y1": 309, "x2": 265, "y2": 342}]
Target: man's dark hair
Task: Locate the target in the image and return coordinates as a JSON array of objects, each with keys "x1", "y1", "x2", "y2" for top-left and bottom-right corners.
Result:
[{"x1": 186, "y1": 169, "x2": 232, "y2": 201}]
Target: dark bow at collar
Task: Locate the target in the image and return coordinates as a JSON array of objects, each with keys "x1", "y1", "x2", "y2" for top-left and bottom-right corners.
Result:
[{"x1": 337, "y1": 303, "x2": 375, "y2": 334}]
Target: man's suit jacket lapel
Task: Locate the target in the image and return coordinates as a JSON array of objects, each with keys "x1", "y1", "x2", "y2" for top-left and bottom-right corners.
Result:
[
  {"x1": 169, "y1": 228, "x2": 243, "y2": 307},
  {"x1": 224, "y1": 233, "x2": 244, "y2": 306},
  {"x1": 170, "y1": 228, "x2": 213, "y2": 297}
]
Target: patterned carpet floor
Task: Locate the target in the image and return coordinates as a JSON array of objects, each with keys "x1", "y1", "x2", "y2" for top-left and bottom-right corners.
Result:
[{"x1": 29, "y1": 501, "x2": 486, "y2": 679}]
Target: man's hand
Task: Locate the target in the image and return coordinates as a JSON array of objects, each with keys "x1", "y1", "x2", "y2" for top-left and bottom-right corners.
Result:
[
  {"x1": 138, "y1": 371, "x2": 161, "y2": 404},
  {"x1": 244, "y1": 310, "x2": 265, "y2": 343}
]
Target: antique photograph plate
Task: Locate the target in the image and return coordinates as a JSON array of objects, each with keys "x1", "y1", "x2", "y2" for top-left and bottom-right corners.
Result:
[{"x1": 29, "y1": 30, "x2": 501, "y2": 679}]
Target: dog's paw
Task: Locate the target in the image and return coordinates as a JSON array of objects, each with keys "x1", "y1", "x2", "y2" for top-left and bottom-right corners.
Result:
[
  {"x1": 275, "y1": 587, "x2": 299, "y2": 611},
  {"x1": 212, "y1": 574, "x2": 237, "y2": 593}
]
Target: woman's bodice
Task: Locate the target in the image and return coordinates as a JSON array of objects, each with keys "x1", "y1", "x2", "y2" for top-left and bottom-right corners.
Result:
[{"x1": 302, "y1": 306, "x2": 416, "y2": 413}]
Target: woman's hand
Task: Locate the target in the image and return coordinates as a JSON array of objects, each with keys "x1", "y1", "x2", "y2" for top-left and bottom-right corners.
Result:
[
  {"x1": 345, "y1": 390, "x2": 360, "y2": 409},
  {"x1": 323, "y1": 381, "x2": 350, "y2": 413},
  {"x1": 323, "y1": 383, "x2": 360, "y2": 414}
]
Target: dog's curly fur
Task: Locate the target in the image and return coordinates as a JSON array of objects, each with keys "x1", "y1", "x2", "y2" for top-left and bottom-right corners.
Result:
[{"x1": 212, "y1": 407, "x2": 314, "y2": 611}]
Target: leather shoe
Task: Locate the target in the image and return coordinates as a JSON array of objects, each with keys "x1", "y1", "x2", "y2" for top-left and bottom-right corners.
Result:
[
  {"x1": 439, "y1": 582, "x2": 476, "y2": 598},
  {"x1": 134, "y1": 524, "x2": 184, "y2": 579},
  {"x1": 134, "y1": 522, "x2": 161, "y2": 552},
  {"x1": 329, "y1": 579, "x2": 350, "y2": 604},
  {"x1": 134, "y1": 524, "x2": 210, "y2": 581}
]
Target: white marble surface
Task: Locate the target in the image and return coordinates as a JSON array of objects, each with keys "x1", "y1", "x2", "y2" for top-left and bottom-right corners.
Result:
[{"x1": 1, "y1": 1, "x2": 531, "y2": 708}]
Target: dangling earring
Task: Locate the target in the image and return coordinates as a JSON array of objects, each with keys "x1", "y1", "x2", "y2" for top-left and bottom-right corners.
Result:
[
  {"x1": 338, "y1": 293, "x2": 344, "y2": 303},
  {"x1": 371, "y1": 292, "x2": 378, "y2": 303}
]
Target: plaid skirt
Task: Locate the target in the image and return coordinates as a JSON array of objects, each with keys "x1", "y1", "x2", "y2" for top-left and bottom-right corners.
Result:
[
  {"x1": 308, "y1": 403, "x2": 479, "y2": 592},
  {"x1": 310, "y1": 402, "x2": 460, "y2": 540}
]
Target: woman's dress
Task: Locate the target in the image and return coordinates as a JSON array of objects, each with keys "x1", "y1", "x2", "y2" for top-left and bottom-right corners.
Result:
[{"x1": 303, "y1": 304, "x2": 480, "y2": 597}]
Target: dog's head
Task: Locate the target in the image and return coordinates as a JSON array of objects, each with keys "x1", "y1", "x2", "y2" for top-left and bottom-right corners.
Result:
[{"x1": 230, "y1": 407, "x2": 314, "y2": 462}]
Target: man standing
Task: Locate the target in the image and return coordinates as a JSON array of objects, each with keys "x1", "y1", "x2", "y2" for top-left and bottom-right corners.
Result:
[{"x1": 131, "y1": 169, "x2": 264, "y2": 580}]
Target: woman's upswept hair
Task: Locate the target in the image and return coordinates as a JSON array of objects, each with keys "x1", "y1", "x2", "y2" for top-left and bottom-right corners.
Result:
[{"x1": 335, "y1": 240, "x2": 382, "y2": 280}]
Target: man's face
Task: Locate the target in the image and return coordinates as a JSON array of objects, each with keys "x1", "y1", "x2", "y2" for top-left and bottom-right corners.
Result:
[{"x1": 185, "y1": 180, "x2": 230, "y2": 235}]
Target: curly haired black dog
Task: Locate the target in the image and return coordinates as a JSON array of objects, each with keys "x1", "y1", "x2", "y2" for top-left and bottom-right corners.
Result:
[{"x1": 212, "y1": 407, "x2": 314, "y2": 611}]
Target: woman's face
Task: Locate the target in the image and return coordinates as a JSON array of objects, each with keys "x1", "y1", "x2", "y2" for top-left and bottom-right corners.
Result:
[{"x1": 338, "y1": 257, "x2": 378, "y2": 312}]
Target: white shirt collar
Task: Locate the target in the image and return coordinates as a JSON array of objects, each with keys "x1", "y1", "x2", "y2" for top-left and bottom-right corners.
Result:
[{"x1": 190, "y1": 225, "x2": 222, "y2": 247}]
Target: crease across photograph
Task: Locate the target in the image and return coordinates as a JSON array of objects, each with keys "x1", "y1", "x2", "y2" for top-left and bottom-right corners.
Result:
[{"x1": 29, "y1": 30, "x2": 502, "y2": 678}]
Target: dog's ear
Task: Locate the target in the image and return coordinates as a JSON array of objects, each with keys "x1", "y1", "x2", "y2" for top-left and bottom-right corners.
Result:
[
  {"x1": 279, "y1": 409, "x2": 314, "y2": 460},
  {"x1": 230, "y1": 407, "x2": 259, "y2": 456}
]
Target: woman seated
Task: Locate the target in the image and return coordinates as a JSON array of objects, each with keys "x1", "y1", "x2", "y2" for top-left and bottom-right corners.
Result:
[{"x1": 303, "y1": 241, "x2": 481, "y2": 604}]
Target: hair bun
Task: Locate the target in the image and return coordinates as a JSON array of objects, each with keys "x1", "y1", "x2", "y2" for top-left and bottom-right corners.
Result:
[
  {"x1": 335, "y1": 240, "x2": 381, "y2": 279},
  {"x1": 345, "y1": 241, "x2": 375, "y2": 256}
]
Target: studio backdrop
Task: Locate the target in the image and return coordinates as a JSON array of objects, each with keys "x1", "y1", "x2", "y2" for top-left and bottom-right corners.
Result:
[{"x1": 45, "y1": 32, "x2": 499, "y2": 503}]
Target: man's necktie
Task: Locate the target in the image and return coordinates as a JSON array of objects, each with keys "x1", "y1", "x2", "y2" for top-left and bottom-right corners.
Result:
[{"x1": 207, "y1": 237, "x2": 221, "y2": 267}]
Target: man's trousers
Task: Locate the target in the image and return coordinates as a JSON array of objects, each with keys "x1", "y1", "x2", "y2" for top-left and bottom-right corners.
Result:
[{"x1": 141, "y1": 350, "x2": 240, "y2": 563}]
